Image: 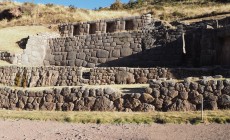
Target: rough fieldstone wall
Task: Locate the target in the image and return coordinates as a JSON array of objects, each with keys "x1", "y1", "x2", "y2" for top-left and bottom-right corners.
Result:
[
  {"x1": 0, "y1": 51, "x2": 14, "y2": 63},
  {"x1": 0, "y1": 66, "x2": 82, "y2": 87},
  {"x1": 59, "y1": 14, "x2": 152, "y2": 37},
  {"x1": 0, "y1": 66, "x2": 230, "y2": 87},
  {"x1": 147, "y1": 79, "x2": 230, "y2": 111},
  {"x1": 86, "y1": 67, "x2": 230, "y2": 85},
  {"x1": 0, "y1": 78, "x2": 230, "y2": 111}
]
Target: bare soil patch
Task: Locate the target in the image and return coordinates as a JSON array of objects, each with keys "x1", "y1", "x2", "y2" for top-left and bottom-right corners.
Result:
[{"x1": 0, "y1": 119, "x2": 229, "y2": 140}]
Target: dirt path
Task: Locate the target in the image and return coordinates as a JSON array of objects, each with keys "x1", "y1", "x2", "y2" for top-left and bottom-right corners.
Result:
[{"x1": 0, "y1": 119, "x2": 229, "y2": 140}]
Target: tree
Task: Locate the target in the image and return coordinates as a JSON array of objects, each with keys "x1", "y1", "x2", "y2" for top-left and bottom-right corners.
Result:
[
  {"x1": 128, "y1": 0, "x2": 135, "y2": 8},
  {"x1": 110, "y1": 0, "x2": 123, "y2": 10}
]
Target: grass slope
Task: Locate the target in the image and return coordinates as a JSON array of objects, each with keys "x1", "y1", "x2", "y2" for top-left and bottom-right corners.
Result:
[
  {"x1": 0, "y1": 26, "x2": 52, "y2": 53},
  {"x1": 0, "y1": 110, "x2": 229, "y2": 124}
]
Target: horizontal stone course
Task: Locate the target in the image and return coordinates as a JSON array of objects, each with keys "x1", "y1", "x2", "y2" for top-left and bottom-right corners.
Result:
[
  {"x1": 0, "y1": 78, "x2": 230, "y2": 111},
  {"x1": 0, "y1": 66, "x2": 230, "y2": 87},
  {"x1": 147, "y1": 78, "x2": 230, "y2": 111}
]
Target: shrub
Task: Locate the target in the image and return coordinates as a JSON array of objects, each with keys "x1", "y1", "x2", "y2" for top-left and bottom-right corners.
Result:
[
  {"x1": 68, "y1": 5, "x2": 76, "y2": 12},
  {"x1": 45, "y1": 3, "x2": 54, "y2": 7},
  {"x1": 110, "y1": 0, "x2": 123, "y2": 10}
]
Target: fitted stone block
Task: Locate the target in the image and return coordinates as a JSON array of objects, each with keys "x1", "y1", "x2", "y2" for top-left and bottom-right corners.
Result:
[
  {"x1": 96, "y1": 50, "x2": 109, "y2": 58},
  {"x1": 67, "y1": 52, "x2": 77, "y2": 60},
  {"x1": 120, "y1": 48, "x2": 132, "y2": 57}
]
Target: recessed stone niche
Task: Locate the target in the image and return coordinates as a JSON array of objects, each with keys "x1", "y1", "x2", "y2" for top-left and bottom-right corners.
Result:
[
  {"x1": 220, "y1": 36, "x2": 230, "y2": 66},
  {"x1": 106, "y1": 22, "x2": 116, "y2": 33},
  {"x1": 89, "y1": 23, "x2": 97, "y2": 34},
  {"x1": 125, "y1": 20, "x2": 134, "y2": 31},
  {"x1": 73, "y1": 25, "x2": 80, "y2": 36}
]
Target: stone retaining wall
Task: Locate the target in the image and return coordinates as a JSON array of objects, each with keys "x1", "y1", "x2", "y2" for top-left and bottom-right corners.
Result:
[
  {"x1": 0, "y1": 78, "x2": 230, "y2": 111},
  {"x1": 0, "y1": 66, "x2": 82, "y2": 87},
  {"x1": 0, "y1": 66, "x2": 230, "y2": 87},
  {"x1": 147, "y1": 79, "x2": 230, "y2": 111},
  {"x1": 45, "y1": 23, "x2": 184, "y2": 67}
]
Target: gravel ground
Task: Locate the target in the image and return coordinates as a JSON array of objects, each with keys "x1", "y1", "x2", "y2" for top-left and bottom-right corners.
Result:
[{"x1": 0, "y1": 119, "x2": 229, "y2": 140}]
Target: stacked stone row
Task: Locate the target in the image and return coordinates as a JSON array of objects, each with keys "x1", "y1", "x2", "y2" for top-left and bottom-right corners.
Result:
[
  {"x1": 143, "y1": 79, "x2": 230, "y2": 111},
  {"x1": 0, "y1": 78, "x2": 230, "y2": 111},
  {"x1": 0, "y1": 66, "x2": 81, "y2": 87},
  {"x1": 47, "y1": 31, "x2": 145, "y2": 67}
]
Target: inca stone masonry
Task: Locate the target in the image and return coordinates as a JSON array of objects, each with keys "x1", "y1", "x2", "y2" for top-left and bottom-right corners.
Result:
[
  {"x1": 0, "y1": 14, "x2": 230, "y2": 112},
  {"x1": 2, "y1": 13, "x2": 230, "y2": 68}
]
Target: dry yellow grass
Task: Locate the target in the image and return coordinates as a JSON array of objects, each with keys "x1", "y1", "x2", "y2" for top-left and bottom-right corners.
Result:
[
  {"x1": 1, "y1": 1, "x2": 230, "y2": 28},
  {"x1": 0, "y1": 26, "x2": 53, "y2": 53},
  {"x1": 0, "y1": 110, "x2": 229, "y2": 124}
]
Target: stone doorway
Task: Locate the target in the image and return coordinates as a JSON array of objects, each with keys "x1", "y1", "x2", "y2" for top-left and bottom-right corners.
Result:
[{"x1": 220, "y1": 37, "x2": 230, "y2": 66}]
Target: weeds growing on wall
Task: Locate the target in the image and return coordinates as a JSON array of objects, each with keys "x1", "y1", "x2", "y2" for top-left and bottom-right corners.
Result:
[{"x1": 15, "y1": 72, "x2": 21, "y2": 87}]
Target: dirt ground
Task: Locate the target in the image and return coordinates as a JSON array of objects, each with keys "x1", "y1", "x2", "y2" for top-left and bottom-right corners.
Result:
[{"x1": 0, "y1": 119, "x2": 229, "y2": 140}]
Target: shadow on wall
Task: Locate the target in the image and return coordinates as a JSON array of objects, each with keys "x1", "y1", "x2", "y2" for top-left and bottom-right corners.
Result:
[
  {"x1": 98, "y1": 37, "x2": 185, "y2": 68},
  {"x1": 16, "y1": 37, "x2": 29, "y2": 49},
  {"x1": 121, "y1": 88, "x2": 146, "y2": 94}
]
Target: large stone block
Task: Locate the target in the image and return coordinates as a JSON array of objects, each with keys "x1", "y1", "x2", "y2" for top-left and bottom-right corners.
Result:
[
  {"x1": 67, "y1": 52, "x2": 77, "y2": 60},
  {"x1": 112, "y1": 49, "x2": 120, "y2": 57},
  {"x1": 96, "y1": 50, "x2": 109, "y2": 58},
  {"x1": 76, "y1": 53, "x2": 86, "y2": 60},
  {"x1": 54, "y1": 55, "x2": 62, "y2": 61},
  {"x1": 120, "y1": 48, "x2": 132, "y2": 57}
]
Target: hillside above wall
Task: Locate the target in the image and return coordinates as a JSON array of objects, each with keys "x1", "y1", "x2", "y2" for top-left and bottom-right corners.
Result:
[{"x1": 1, "y1": 1, "x2": 230, "y2": 29}]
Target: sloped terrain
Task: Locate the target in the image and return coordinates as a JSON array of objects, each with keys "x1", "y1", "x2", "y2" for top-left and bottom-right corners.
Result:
[{"x1": 0, "y1": 26, "x2": 53, "y2": 53}]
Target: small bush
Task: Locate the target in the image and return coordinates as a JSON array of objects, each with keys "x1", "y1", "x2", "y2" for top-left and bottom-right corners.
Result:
[
  {"x1": 68, "y1": 5, "x2": 76, "y2": 12},
  {"x1": 64, "y1": 116, "x2": 73, "y2": 122},
  {"x1": 114, "y1": 118, "x2": 123, "y2": 124},
  {"x1": 189, "y1": 117, "x2": 202, "y2": 125},
  {"x1": 45, "y1": 3, "x2": 54, "y2": 7},
  {"x1": 110, "y1": 0, "x2": 123, "y2": 10},
  {"x1": 172, "y1": 11, "x2": 186, "y2": 18},
  {"x1": 15, "y1": 73, "x2": 21, "y2": 87}
]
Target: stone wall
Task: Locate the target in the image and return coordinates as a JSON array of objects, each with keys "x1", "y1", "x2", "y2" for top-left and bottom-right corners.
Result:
[
  {"x1": 14, "y1": 33, "x2": 60, "y2": 66},
  {"x1": 0, "y1": 66, "x2": 82, "y2": 87},
  {"x1": 45, "y1": 23, "x2": 184, "y2": 67},
  {"x1": 86, "y1": 67, "x2": 230, "y2": 85},
  {"x1": 0, "y1": 33, "x2": 60, "y2": 66},
  {"x1": 59, "y1": 14, "x2": 152, "y2": 37},
  {"x1": 0, "y1": 66, "x2": 230, "y2": 87},
  {"x1": 0, "y1": 51, "x2": 14, "y2": 63},
  {"x1": 0, "y1": 78, "x2": 230, "y2": 111},
  {"x1": 147, "y1": 78, "x2": 230, "y2": 111},
  {"x1": 181, "y1": 16, "x2": 230, "y2": 67}
]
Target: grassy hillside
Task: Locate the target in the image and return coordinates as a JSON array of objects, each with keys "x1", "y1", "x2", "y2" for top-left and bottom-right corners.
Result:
[
  {"x1": 0, "y1": 2, "x2": 137, "y2": 29},
  {"x1": 0, "y1": 1, "x2": 230, "y2": 29},
  {"x1": 0, "y1": 26, "x2": 53, "y2": 53}
]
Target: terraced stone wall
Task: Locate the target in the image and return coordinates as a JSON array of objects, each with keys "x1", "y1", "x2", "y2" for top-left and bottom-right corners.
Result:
[
  {"x1": 0, "y1": 66, "x2": 82, "y2": 87},
  {"x1": 148, "y1": 79, "x2": 230, "y2": 111},
  {"x1": 45, "y1": 23, "x2": 184, "y2": 67},
  {"x1": 1, "y1": 66, "x2": 230, "y2": 87},
  {"x1": 0, "y1": 78, "x2": 230, "y2": 111}
]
